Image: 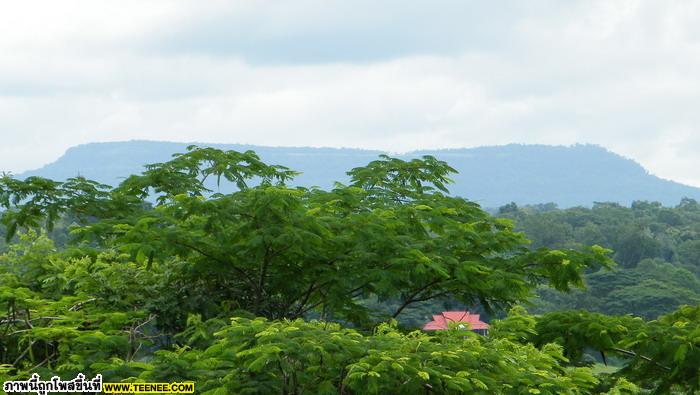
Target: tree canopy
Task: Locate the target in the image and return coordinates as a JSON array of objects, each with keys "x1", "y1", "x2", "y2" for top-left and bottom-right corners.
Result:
[{"x1": 0, "y1": 146, "x2": 697, "y2": 394}]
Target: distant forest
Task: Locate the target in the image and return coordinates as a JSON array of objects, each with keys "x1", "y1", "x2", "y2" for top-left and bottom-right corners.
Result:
[{"x1": 498, "y1": 199, "x2": 700, "y2": 320}]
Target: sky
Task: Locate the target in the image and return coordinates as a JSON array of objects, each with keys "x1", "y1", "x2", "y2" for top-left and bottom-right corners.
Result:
[{"x1": 1, "y1": 0, "x2": 700, "y2": 186}]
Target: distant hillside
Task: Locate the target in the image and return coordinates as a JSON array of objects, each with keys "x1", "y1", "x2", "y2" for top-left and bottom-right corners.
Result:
[{"x1": 18, "y1": 141, "x2": 700, "y2": 208}]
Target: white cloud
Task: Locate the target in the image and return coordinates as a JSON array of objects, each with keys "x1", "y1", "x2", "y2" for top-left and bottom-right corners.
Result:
[{"x1": 1, "y1": 0, "x2": 700, "y2": 187}]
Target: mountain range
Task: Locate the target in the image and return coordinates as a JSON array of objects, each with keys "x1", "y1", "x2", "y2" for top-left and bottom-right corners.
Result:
[{"x1": 17, "y1": 140, "x2": 700, "y2": 208}]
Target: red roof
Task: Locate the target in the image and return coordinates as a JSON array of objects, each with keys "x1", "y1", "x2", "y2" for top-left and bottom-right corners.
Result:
[{"x1": 423, "y1": 311, "x2": 489, "y2": 331}]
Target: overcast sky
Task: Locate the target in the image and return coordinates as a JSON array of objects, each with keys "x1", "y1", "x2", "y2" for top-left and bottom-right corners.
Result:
[{"x1": 1, "y1": 1, "x2": 700, "y2": 185}]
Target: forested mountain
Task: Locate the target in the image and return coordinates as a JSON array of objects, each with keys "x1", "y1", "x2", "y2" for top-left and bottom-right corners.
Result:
[{"x1": 19, "y1": 140, "x2": 700, "y2": 207}]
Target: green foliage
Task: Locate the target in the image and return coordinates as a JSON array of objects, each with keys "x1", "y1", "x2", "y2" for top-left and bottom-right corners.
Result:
[
  {"x1": 105, "y1": 317, "x2": 607, "y2": 395},
  {"x1": 533, "y1": 259, "x2": 700, "y2": 319},
  {"x1": 0, "y1": 232, "x2": 165, "y2": 381},
  {"x1": 527, "y1": 307, "x2": 700, "y2": 394},
  {"x1": 678, "y1": 239, "x2": 700, "y2": 272},
  {"x1": 489, "y1": 306, "x2": 537, "y2": 343},
  {"x1": 1, "y1": 146, "x2": 694, "y2": 393},
  {"x1": 347, "y1": 154, "x2": 455, "y2": 200}
]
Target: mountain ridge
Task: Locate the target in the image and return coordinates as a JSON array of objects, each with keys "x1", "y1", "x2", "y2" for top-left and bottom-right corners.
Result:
[{"x1": 17, "y1": 140, "x2": 700, "y2": 208}]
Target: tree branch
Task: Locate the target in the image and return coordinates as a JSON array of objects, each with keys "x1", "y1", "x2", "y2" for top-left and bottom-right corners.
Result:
[
  {"x1": 391, "y1": 279, "x2": 444, "y2": 318},
  {"x1": 174, "y1": 240, "x2": 256, "y2": 286},
  {"x1": 69, "y1": 298, "x2": 96, "y2": 311},
  {"x1": 612, "y1": 347, "x2": 670, "y2": 371}
]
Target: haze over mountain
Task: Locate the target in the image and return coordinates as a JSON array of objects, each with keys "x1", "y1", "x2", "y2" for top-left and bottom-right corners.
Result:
[{"x1": 17, "y1": 140, "x2": 700, "y2": 208}]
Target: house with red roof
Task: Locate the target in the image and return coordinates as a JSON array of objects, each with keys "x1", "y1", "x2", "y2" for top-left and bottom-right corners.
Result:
[{"x1": 422, "y1": 311, "x2": 489, "y2": 335}]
